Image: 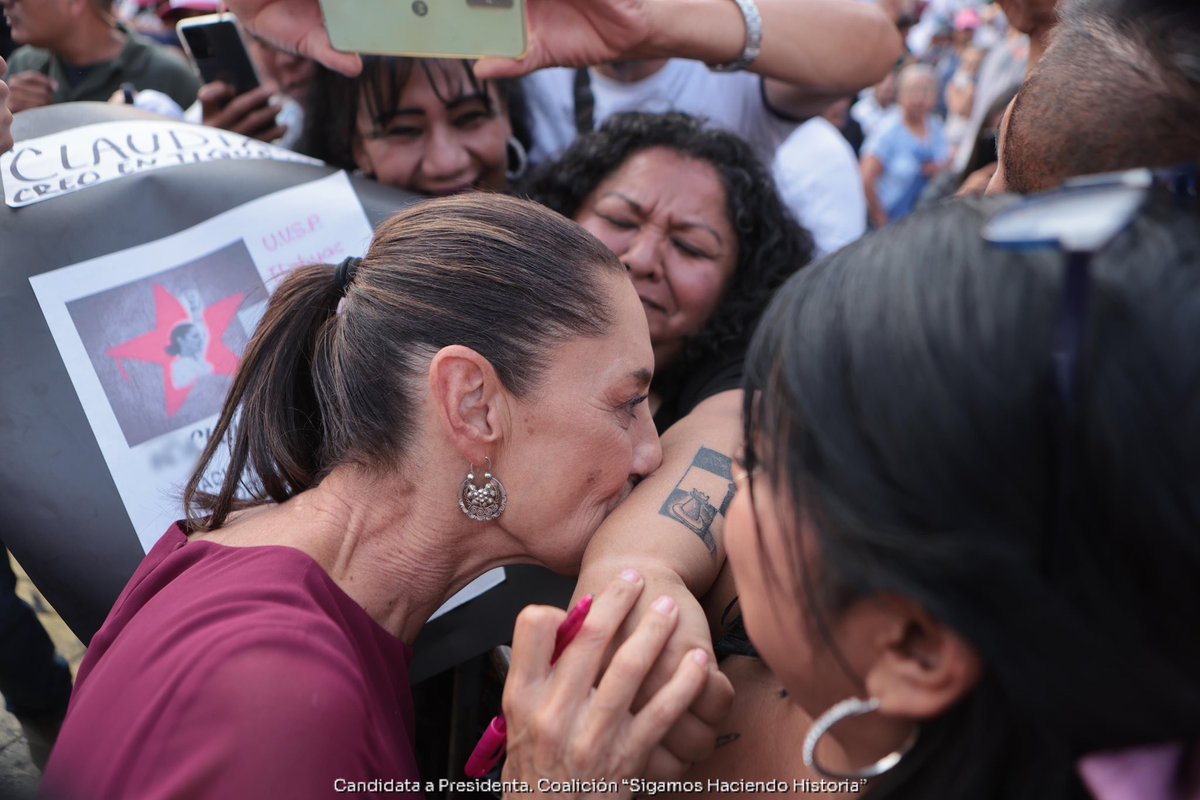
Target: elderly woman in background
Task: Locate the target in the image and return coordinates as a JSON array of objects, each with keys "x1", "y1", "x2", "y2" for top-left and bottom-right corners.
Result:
[
  {"x1": 508, "y1": 187, "x2": 1200, "y2": 797},
  {"x1": 862, "y1": 64, "x2": 949, "y2": 227},
  {"x1": 41, "y1": 195, "x2": 713, "y2": 799}
]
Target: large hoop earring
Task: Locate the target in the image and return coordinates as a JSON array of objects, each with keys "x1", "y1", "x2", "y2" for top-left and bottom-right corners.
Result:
[
  {"x1": 802, "y1": 697, "x2": 916, "y2": 780},
  {"x1": 459, "y1": 457, "x2": 507, "y2": 521},
  {"x1": 505, "y1": 136, "x2": 528, "y2": 182}
]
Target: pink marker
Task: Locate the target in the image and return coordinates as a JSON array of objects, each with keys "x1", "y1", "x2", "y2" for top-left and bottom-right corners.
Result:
[{"x1": 464, "y1": 595, "x2": 593, "y2": 778}]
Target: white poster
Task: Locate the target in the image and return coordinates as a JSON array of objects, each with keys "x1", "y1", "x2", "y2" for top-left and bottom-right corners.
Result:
[
  {"x1": 2, "y1": 119, "x2": 323, "y2": 208},
  {"x1": 28, "y1": 171, "x2": 504, "y2": 618}
]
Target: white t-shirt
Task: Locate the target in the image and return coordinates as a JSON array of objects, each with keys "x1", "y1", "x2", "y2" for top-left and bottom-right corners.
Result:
[
  {"x1": 771, "y1": 117, "x2": 867, "y2": 258},
  {"x1": 521, "y1": 60, "x2": 798, "y2": 167}
]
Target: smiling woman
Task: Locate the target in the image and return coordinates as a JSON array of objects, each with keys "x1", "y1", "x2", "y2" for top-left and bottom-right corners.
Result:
[{"x1": 302, "y1": 57, "x2": 526, "y2": 196}]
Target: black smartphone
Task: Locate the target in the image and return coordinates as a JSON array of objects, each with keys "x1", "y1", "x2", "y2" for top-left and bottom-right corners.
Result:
[{"x1": 176, "y1": 14, "x2": 261, "y2": 96}]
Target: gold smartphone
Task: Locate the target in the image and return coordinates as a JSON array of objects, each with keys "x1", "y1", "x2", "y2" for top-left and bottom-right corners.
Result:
[{"x1": 318, "y1": 0, "x2": 527, "y2": 60}]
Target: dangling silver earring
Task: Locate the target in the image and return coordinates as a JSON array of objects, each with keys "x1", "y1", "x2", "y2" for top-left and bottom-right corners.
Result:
[
  {"x1": 802, "y1": 697, "x2": 916, "y2": 780},
  {"x1": 505, "y1": 136, "x2": 528, "y2": 182},
  {"x1": 459, "y1": 457, "x2": 507, "y2": 521}
]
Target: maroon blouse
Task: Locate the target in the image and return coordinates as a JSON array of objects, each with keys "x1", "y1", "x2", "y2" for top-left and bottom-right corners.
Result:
[{"x1": 42, "y1": 524, "x2": 423, "y2": 799}]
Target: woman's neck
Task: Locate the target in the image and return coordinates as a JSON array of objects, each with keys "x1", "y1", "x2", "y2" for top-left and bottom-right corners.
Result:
[{"x1": 195, "y1": 465, "x2": 509, "y2": 643}]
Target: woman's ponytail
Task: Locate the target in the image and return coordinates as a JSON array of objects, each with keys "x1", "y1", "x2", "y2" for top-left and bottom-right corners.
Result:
[{"x1": 183, "y1": 264, "x2": 341, "y2": 531}]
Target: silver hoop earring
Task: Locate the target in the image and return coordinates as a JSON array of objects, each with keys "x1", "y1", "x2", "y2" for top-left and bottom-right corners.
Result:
[
  {"x1": 802, "y1": 697, "x2": 916, "y2": 780},
  {"x1": 459, "y1": 457, "x2": 507, "y2": 521},
  {"x1": 505, "y1": 136, "x2": 528, "y2": 182}
]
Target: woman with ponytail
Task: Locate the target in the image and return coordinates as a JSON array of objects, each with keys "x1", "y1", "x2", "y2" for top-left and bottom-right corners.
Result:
[{"x1": 42, "y1": 194, "x2": 714, "y2": 799}]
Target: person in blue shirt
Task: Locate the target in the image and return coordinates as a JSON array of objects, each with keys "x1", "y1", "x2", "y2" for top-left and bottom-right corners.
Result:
[{"x1": 862, "y1": 63, "x2": 950, "y2": 227}]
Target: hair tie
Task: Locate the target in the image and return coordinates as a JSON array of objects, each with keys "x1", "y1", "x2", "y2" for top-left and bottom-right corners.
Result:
[{"x1": 334, "y1": 256, "x2": 362, "y2": 295}]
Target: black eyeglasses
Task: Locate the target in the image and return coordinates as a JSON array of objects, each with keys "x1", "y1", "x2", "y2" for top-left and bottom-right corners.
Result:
[{"x1": 982, "y1": 166, "x2": 1196, "y2": 573}]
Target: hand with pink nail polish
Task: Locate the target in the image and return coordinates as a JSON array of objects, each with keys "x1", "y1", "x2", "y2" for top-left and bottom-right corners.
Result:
[{"x1": 501, "y1": 571, "x2": 710, "y2": 798}]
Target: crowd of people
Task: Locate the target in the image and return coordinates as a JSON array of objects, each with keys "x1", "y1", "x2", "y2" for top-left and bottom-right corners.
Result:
[{"x1": 2, "y1": 0, "x2": 1199, "y2": 797}]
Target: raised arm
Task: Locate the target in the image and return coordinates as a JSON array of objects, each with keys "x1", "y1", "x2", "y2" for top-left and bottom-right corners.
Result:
[
  {"x1": 479, "y1": 0, "x2": 904, "y2": 119},
  {"x1": 221, "y1": 0, "x2": 903, "y2": 110},
  {"x1": 569, "y1": 389, "x2": 741, "y2": 777}
]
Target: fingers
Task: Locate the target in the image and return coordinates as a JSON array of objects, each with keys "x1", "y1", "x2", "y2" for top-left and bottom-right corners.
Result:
[
  {"x1": 589, "y1": 594, "x2": 681, "y2": 727},
  {"x1": 0, "y1": 79, "x2": 12, "y2": 155},
  {"x1": 201, "y1": 83, "x2": 286, "y2": 140},
  {"x1": 657, "y1": 709, "x2": 718, "y2": 766},
  {"x1": 550, "y1": 570, "x2": 645, "y2": 699},
  {"x1": 0, "y1": 59, "x2": 13, "y2": 153},
  {"x1": 626, "y1": 648, "x2": 710, "y2": 759},
  {"x1": 7, "y1": 72, "x2": 57, "y2": 112},
  {"x1": 643, "y1": 744, "x2": 691, "y2": 782},
  {"x1": 229, "y1": 2, "x2": 363, "y2": 77},
  {"x1": 508, "y1": 604, "x2": 568, "y2": 690},
  {"x1": 688, "y1": 665, "x2": 734, "y2": 726},
  {"x1": 300, "y1": 27, "x2": 363, "y2": 77},
  {"x1": 474, "y1": 57, "x2": 528, "y2": 82},
  {"x1": 198, "y1": 80, "x2": 236, "y2": 115}
]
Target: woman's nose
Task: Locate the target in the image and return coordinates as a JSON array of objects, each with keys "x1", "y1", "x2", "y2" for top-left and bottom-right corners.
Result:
[
  {"x1": 423, "y1": 127, "x2": 471, "y2": 178},
  {"x1": 622, "y1": 229, "x2": 665, "y2": 283}
]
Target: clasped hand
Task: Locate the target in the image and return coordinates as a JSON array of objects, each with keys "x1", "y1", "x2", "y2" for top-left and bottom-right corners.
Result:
[{"x1": 501, "y1": 571, "x2": 715, "y2": 798}]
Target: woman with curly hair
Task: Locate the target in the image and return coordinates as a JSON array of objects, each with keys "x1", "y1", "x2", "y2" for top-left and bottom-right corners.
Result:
[
  {"x1": 517, "y1": 113, "x2": 815, "y2": 784},
  {"x1": 523, "y1": 111, "x2": 814, "y2": 431}
]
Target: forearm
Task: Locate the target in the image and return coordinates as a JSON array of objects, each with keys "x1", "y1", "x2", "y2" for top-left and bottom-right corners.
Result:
[
  {"x1": 644, "y1": 0, "x2": 903, "y2": 100},
  {"x1": 576, "y1": 390, "x2": 742, "y2": 600},
  {"x1": 862, "y1": 160, "x2": 888, "y2": 227}
]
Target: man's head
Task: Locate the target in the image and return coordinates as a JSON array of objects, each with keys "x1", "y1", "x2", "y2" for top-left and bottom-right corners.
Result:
[
  {"x1": 996, "y1": 0, "x2": 1200, "y2": 194},
  {"x1": 1, "y1": 0, "x2": 113, "y2": 49}
]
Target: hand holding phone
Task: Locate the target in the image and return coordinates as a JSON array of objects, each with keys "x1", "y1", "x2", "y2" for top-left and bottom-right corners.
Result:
[
  {"x1": 178, "y1": 14, "x2": 262, "y2": 96},
  {"x1": 198, "y1": 82, "x2": 287, "y2": 143},
  {"x1": 318, "y1": 0, "x2": 528, "y2": 60}
]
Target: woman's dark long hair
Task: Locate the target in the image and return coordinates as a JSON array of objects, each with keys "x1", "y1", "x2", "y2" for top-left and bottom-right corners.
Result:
[
  {"x1": 521, "y1": 111, "x2": 814, "y2": 382},
  {"x1": 743, "y1": 196, "x2": 1200, "y2": 799},
  {"x1": 184, "y1": 194, "x2": 622, "y2": 531}
]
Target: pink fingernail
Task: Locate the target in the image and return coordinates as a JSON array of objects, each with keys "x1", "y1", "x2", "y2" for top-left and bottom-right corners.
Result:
[
  {"x1": 620, "y1": 569, "x2": 642, "y2": 584},
  {"x1": 691, "y1": 649, "x2": 709, "y2": 666},
  {"x1": 652, "y1": 595, "x2": 675, "y2": 615}
]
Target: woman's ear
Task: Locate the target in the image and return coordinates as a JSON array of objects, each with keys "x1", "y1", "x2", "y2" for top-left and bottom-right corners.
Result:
[
  {"x1": 861, "y1": 595, "x2": 983, "y2": 720},
  {"x1": 428, "y1": 345, "x2": 505, "y2": 463}
]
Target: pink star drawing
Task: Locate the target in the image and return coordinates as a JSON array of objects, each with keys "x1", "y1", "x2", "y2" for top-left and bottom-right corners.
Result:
[{"x1": 106, "y1": 284, "x2": 244, "y2": 417}]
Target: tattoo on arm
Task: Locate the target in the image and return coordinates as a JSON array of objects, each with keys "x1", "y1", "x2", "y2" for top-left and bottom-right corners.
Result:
[{"x1": 657, "y1": 446, "x2": 736, "y2": 554}]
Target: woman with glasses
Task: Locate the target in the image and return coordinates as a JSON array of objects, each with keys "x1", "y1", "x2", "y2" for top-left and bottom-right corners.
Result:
[{"x1": 503, "y1": 187, "x2": 1200, "y2": 799}]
